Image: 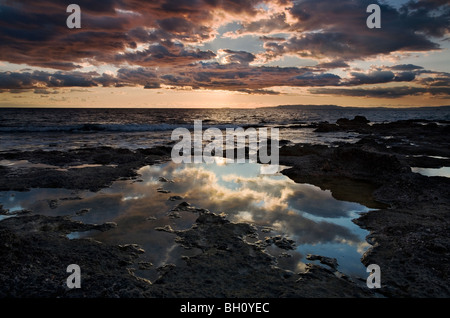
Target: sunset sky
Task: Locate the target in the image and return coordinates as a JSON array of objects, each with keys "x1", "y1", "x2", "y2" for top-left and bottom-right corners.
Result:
[{"x1": 0, "y1": 0, "x2": 449, "y2": 108}]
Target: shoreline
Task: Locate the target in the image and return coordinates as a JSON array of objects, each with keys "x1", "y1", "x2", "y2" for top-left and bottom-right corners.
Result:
[{"x1": 0, "y1": 117, "x2": 449, "y2": 297}]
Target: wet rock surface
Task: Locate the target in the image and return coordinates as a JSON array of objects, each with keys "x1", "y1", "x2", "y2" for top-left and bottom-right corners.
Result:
[
  {"x1": 0, "y1": 210, "x2": 375, "y2": 298},
  {"x1": 279, "y1": 117, "x2": 450, "y2": 297},
  {"x1": 0, "y1": 146, "x2": 172, "y2": 192},
  {"x1": 306, "y1": 254, "x2": 338, "y2": 270},
  {"x1": 0, "y1": 214, "x2": 150, "y2": 298},
  {"x1": 149, "y1": 210, "x2": 375, "y2": 297},
  {"x1": 1, "y1": 118, "x2": 449, "y2": 297}
]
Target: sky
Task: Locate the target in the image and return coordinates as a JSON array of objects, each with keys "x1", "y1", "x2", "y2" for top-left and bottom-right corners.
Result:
[{"x1": 0, "y1": 0, "x2": 449, "y2": 108}]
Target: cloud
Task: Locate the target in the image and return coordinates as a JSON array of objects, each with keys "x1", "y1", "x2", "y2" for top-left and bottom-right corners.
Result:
[
  {"x1": 112, "y1": 43, "x2": 217, "y2": 67},
  {"x1": 260, "y1": 0, "x2": 449, "y2": 62},
  {"x1": 388, "y1": 64, "x2": 424, "y2": 71},
  {"x1": 314, "y1": 60, "x2": 350, "y2": 70},
  {"x1": 342, "y1": 70, "x2": 417, "y2": 86},
  {"x1": 0, "y1": 0, "x2": 448, "y2": 98},
  {"x1": 236, "y1": 89, "x2": 281, "y2": 95},
  {"x1": 220, "y1": 49, "x2": 256, "y2": 65},
  {"x1": 227, "y1": 12, "x2": 291, "y2": 37},
  {"x1": 3, "y1": 0, "x2": 447, "y2": 71},
  {"x1": 309, "y1": 86, "x2": 450, "y2": 98},
  {"x1": 2, "y1": 60, "x2": 448, "y2": 97}
]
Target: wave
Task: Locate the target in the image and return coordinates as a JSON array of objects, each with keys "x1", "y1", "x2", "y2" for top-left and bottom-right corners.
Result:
[{"x1": 0, "y1": 122, "x2": 257, "y2": 133}]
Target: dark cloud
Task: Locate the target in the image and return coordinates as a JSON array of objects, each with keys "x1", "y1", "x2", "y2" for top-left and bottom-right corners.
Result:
[
  {"x1": 343, "y1": 70, "x2": 416, "y2": 85},
  {"x1": 416, "y1": 70, "x2": 450, "y2": 87},
  {"x1": 236, "y1": 89, "x2": 280, "y2": 95},
  {"x1": 143, "y1": 82, "x2": 161, "y2": 89},
  {"x1": 0, "y1": 0, "x2": 448, "y2": 98},
  {"x1": 260, "y1": 0, "x2": 448, "y2": 62},
  {"x1": 221, "y1": 49, "x2": 256, "y2": 65},
  {"x1": 0, "y1": 0, "x2": 220, "y2": 70},
  {"x1": 310, "y1": 86, "x2": 450, "y2": 98},
  {"x1": 33, "y1": 88, "x2": 59, "y2": 95},
  {"x1": 113, "y1": 43, "x2": 216, "y2": 67},
  {"x1": 0, "y1": 62, "x2": 335, "y2": 92},
  {"x1": 315, "y1": 60, "x2": 350, "y2": 70},
  {"x1": 233, "y1": 12, "x2": 290, "y2": 35},
  {"x1": 294, "y1": 72, "x2": 341, "y2": 86},
  {"x1": 388, "y1": 64, "x2": 424, "y2": 71}
]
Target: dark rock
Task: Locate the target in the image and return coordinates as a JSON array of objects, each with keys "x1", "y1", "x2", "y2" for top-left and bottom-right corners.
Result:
[
  {"x1": 337, "y1": 116, "x2": 369, "y2": 127},
  {"x1": 306, "y1": 254, "x2": 338, "y2": 270},
  {"x1": 138, "y1": 261, "x2": 153, "y2": 270},
  {"x1": 118, "y1": 244, "x2": 145, "y2": 255},
  {"x1": 155, "y1": 225, "x2": 174, "y2": 233},
  {"x1": 264, "y1": 235, "x2": 296, "y2": 250},
  {"x1": 314, "y1": 122, "x2": 341, "y2": 133},
  {"x1": 278, "y1": 118, "x2": 450, "y2": 297},
  {"x1": 0, "y1": 215, "x2": 151, "y2": 298},
  {"x1": 0, "y1": 146, "x2": 172, "y2": 192},
  {"x1": 168, "y1": 195, "x2": 184, "y2": 201},
  {"x1": 47, "y1": 199, "x2": 58, "y2": 209},
  {"x1": 167, "y1": 211, "x2": 181, "y2": 219},
  {"x1": 75, "y1": 208, "x2": 90, "y2": 216}
]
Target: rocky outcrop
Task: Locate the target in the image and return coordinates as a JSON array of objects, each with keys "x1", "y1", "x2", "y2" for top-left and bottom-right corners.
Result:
[{"x1": 279, "y1": 118, "x2": 450, "y2": 297}]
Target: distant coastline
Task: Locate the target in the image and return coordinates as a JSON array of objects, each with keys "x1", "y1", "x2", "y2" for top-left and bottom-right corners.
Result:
[{"x1": 270, "y1": 104, "x2": 450, "y2": 110}]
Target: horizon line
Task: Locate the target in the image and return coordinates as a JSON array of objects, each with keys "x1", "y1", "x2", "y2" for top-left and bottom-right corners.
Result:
[{"x1": 1, "y1": 104, "x2": 449, "y2": 110}]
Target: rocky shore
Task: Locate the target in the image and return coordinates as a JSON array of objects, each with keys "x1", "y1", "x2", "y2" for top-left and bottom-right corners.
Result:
[
  {"x1": 0, "y1": 117, "x2": 449, "y2": 297},
  {"x1": 279, "y1": 117, "x2": 450, "y2": 297}
]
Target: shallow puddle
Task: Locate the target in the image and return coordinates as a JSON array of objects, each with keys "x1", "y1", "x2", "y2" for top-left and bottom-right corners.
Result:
[
  {"x1": 0, "y1": 159, "x2": 373, "y2": 280},
  {"x1": 412, "y1": 166, "x2": 450, "y2": 178}
]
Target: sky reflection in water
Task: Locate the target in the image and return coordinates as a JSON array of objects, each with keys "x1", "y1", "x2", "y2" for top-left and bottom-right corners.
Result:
[{"x1": 0, "y1": 159, "x2": 372, "y2": 279}]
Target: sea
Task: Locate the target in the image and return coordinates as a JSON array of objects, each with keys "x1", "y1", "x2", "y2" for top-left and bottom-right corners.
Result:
[{"x1": 1, "y1": 106, "x2": 449, "y2": 152}]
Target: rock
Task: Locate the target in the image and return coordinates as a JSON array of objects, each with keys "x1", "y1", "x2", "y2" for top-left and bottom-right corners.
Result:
[
  {"x1": 0, "y1": 146, "x2": 172, "y2": 192},
  {"x1": 0, "y1": 205, "x2": 8, "y2": 214},
  {"x1": 118, "y1": 244, "x2": 145, "y2": 255},
  {"x1": 168, "y1": 195, "x2": 184, "y2": 201},
  {"x1": 196, "y1": 211, "x2": 229, "y2": 225},
  {"x1": 170, "y1": 201, "x2": 208, "y2": 213},
  {"x1": 155, "y1": 225, "x2": 174, "y2": 233},
  {"x1": 337, "y1": 116, "x2": 369, "y2": 127},
  {"x1": 264, "y1": 235, "x2": 296, "y2": 250},
  {"x1": 261, "y1": 227, "x2": 273, "y2": 233},
  {"x1": 75, "y1": 208, "x2": 90, "y2": 216},
  {"x1": 0, "y1": 215, "x2": 153, "y2": 298},
  {"x1": 59, "y1": 196, "x2": 82, "y2": 201},
  {"x1": 47, "y1": 199, "x2": 58, "y2": 209},
  {"x1": 314, "y1": 122, "x2": 341, "y2": 133},
  {"x1": 177, "y1": 201, "x2": 191, "y2": 207},
  {"x1": 94, "y1": 222, "x2": 117, "y2": 232},
  {"x1": 278, "y1": 118, "x2": 450, "y2": 297},
  {"x1": 306, "y1": 254, "x2": 339, "y2": 270},
  {"x1": 137, "y1": 261, "x2": 153, "y2": 270},
  {"x1": 168, "y1": 211, "x2": 181, "y2": 219}
]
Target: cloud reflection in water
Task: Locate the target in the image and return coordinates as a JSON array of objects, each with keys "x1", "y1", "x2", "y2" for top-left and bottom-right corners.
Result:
[{"x1": 0, "y1": 160, "x2": 372, "y2": 277}]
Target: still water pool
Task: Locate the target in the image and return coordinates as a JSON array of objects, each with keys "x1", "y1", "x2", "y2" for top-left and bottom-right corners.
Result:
[{"x1": 0, "y1": 159, "x2": 374, "y2": 280}]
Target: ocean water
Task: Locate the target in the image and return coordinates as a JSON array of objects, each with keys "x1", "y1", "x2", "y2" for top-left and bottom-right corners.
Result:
[{"x1": 1, "y1": 106, "x2": 449, "y2": 151}]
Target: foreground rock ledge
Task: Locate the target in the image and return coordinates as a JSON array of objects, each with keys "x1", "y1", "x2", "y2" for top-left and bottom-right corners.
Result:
[
  {"x1": 1, "y1": 118, "x2": 449, "y2": 297},
  {"x1": 279, "y1": 117, "x2": 450, "y2": 297},
  {"x1": 0, "y1": 213, "x2": 376, "y2": 298}
]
